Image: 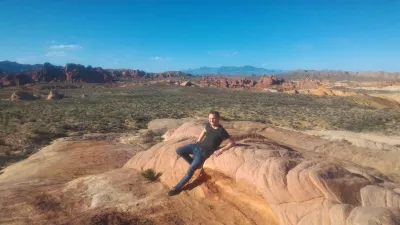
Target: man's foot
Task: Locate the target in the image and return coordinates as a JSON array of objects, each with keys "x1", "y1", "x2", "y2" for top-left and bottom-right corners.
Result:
[{"x1": 167, "y1": 187, "x2": 181, "y2": 196}]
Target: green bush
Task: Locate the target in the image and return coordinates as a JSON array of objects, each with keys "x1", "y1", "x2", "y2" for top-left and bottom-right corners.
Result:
[{"x1": 141, "y1": 168, "x2": 162, "y2": 182}]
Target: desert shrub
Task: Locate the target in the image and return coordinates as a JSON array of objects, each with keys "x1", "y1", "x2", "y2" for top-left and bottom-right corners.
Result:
[
  {"x1": 1, "y1": 84, "x2": 399, "y2": 167},
  {"x1": 141, "y1": 168, "x2": 162, "y2": 182}
]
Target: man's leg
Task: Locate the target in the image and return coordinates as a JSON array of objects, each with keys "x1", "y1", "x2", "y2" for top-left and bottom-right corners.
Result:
[
  {"x1": 176, "y1": 144, "x2": 196, "y2": 165},
  {"x1": 168, "y1": 150, "x2": 204, "y2": 196}
]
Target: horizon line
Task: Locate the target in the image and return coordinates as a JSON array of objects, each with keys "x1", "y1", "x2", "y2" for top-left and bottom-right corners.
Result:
[{"x1": 0, "y1": 60, "x2": 399, "y2": 74}]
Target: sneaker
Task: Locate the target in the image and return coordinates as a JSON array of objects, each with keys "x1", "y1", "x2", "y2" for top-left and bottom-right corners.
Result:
[{"x1": 167, "y1": 187, "x2": 181, "y2": 196}]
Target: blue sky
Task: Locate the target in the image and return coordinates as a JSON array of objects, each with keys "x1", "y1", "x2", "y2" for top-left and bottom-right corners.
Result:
[{"x1": 0, "y1": 0, "x2": 399, "y2": 72}]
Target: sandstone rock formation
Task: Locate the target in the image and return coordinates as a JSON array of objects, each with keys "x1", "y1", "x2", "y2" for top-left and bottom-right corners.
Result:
[
  {"x1": 180, "y1": 81, "x2": 192, "y2": 86},
  {"x1": 308, "y1": 86, "x2": 336, "y2": 96},
  {"x1": 200, "y1": 76, "x2": 257, "y2": 88},
  {"x1": 1, "y1": 120, "x2": 400, "y2": 225},
  {"x1": 1, "y1": 63, "x2": 192, "y2": 87},
  {"x1": 65, "y1": 63, "x2": 112, "y2": 83},
  {"x1": 10, "y1": 91, "x2": 37, "y2": 101},
  {"x1": 46, "y1": 89, "x2": 63, "y2": 100},
  {"x1": 125, "y1": 121, "x2": 400, "y2": 225},
  {"x1": 254, "y1": 75, "x2": 284, "y2": 89},
  {"x1": 0, "y1": 134, "x2": 279, "y2": 225},
  {"x1": 294, "y1": 77, "x2": 322, "y2": 89}
]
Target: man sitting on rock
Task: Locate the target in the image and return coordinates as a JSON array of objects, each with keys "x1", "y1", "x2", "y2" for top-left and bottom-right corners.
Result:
[{"x1": 168, "y1": 110, "x2": 235, "y2": 196}]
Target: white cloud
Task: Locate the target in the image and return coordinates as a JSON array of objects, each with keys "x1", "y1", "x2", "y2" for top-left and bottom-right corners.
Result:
[
  {"x1": 49, "y1": 44, "x2": 82, "y2": 50},
  {"x1": 151, "y1": 56, "x2": 173, "y2": 61},
  {"x1": 46, "y1": 51, "x2": 66, "y2": 57}
]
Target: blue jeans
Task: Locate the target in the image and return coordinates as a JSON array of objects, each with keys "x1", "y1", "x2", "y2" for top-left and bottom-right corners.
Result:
[{"x1": 174, "y1": 144, "x2": 206, "y2": 189}]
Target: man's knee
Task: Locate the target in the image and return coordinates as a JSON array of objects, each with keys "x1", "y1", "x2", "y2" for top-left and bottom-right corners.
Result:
[
  {"x1": 176, "y1": 144, "x2": 191, "y2": 155},
  {"x1": 176, "y1": 146, "x2": 184, "y2": 155}
]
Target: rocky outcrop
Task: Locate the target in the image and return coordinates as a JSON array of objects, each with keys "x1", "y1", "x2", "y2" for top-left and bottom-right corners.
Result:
[
  {"x1": 65, "y1": 64, "x2": 112, "y2": 83},
  {"x1": 308, "y1": 86, "x2": 336, "y2": 96},
  {"x1": 0, "y1": 134, "x2": 279, "y2": 225},
  {"x1": 124, "y1": 121, "x2": 400, "y2": 225},
  {"x1": 31, "y1": 62, "x2": 65, "y2": 82},
  {"x1": 180, "y1": 81, "x2": 193, "y2": 86},
  {"x1": 1, "y1": 63, "x2": 192, "y2": 87},
  {"x1": 46, "y1": 89, "x2": 63, "y2": 100},
  {"x1": 294, "y1": 77, "x2": 321, "y2": 89},
  {"x1": 10, "y1": 91, "x2": 37, "y2": 101},
  {"x1": 254, "y1": 75, "x2": 284, "y2": 89},
  {"x1": 200, "y1": 76, "x2": 257, "y2": 88}
]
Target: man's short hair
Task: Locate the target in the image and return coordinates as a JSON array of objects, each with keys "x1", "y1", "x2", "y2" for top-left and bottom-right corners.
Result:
[{"x1": 209, "y1": 110, "x2": 220, "y2": 118}]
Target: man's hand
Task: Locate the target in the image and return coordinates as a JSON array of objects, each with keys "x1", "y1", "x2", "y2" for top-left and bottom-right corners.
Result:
[
  {"x1": 213, "y1": 149, "x2": 224, "y2": 157},
  {"x1": 214, "y1": 137, "x2": 235, "y2": 157}
]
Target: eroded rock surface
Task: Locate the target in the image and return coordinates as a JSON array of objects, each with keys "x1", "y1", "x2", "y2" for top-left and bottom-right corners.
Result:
[{"x1": 125, "y1": 121, "x2": 400, "y2": 225}]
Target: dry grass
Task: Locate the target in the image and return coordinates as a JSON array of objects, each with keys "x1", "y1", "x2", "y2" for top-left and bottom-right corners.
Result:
[
  {"x1": 141, "y1": 168, "x2": 163, "y2": 182},
  {"x1": 0, "y1": 83, "x2": 399, "y2": 167}
]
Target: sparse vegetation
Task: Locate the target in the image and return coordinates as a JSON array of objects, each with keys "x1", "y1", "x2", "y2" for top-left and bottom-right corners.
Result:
[
  {"x1": 141, "y1": 168, "x2": 163, "y2": 182},
  {"x1": 138, "y1": 130, "x2": 163, "y2": 148},
  {"x1": 0, "y1": 83, "x2": 399, "y2": 167}
]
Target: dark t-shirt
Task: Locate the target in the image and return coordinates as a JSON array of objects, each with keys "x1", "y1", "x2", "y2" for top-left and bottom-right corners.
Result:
[{"x1": 198, "y1": 123, "x2": 231, "y2": 157}]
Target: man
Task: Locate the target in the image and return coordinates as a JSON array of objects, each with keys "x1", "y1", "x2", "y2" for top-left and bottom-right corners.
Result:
[{"x1": 167, "y1": 110, "x2": 235, "y2": 196}]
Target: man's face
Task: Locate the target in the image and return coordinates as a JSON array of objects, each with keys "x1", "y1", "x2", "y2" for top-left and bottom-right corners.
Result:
[{"x1": 209, "y1": 114, "x2": 219, "y2": 126}]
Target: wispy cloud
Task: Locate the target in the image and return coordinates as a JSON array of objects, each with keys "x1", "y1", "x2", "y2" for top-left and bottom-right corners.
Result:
[
  {"x1": 49, "y1": 44, "x2": 82, "y2": 50},
  {"x1": 46, "y1": 51, "x2": 66, "y2": 57},
  {"x1": 151, "y1": 56, "x2": 173, "y2": 61},
  {"x1": 207, "y1": 51, "x2": 238, "y2": 57}
]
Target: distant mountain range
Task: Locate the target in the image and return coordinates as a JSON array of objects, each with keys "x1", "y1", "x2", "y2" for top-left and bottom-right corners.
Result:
[
  {"x1": 0, "y1": 60, "x2": 44, "y2": 72},
  {"x1": 1, "y1": 61, "x2": 399, "y2": 82},
  {"x1": 182, "y1": 66, "x2": 287, "y2": 75},
  {"x1": 280, "y1": 70, "x2": 400, "y2": 81}
]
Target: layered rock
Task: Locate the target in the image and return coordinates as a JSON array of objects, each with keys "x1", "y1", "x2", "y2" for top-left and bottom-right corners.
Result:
[
  {"x1": 254, "y1": 75, "x2": 284, "y2": 89},
  {"x1": 1, "y1": 63, "x2": 191, "y2": 87},
  {"x1": 65, "y1": 64, "x2": 112, "y2": 83},
  {"x1": 294, "y1": 77, "x2": 322, "y2": 89},
  {"x1": 124, "y1": 121, "x2": 400, "y2": 225}
]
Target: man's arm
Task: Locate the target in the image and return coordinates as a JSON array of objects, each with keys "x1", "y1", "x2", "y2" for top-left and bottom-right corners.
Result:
[
  {"x1": 214, "y1": 137, "x2": 235, "y2": 156},
  {"x1": 195, "y1": 128, "x2": 206, "y2": 144}
]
